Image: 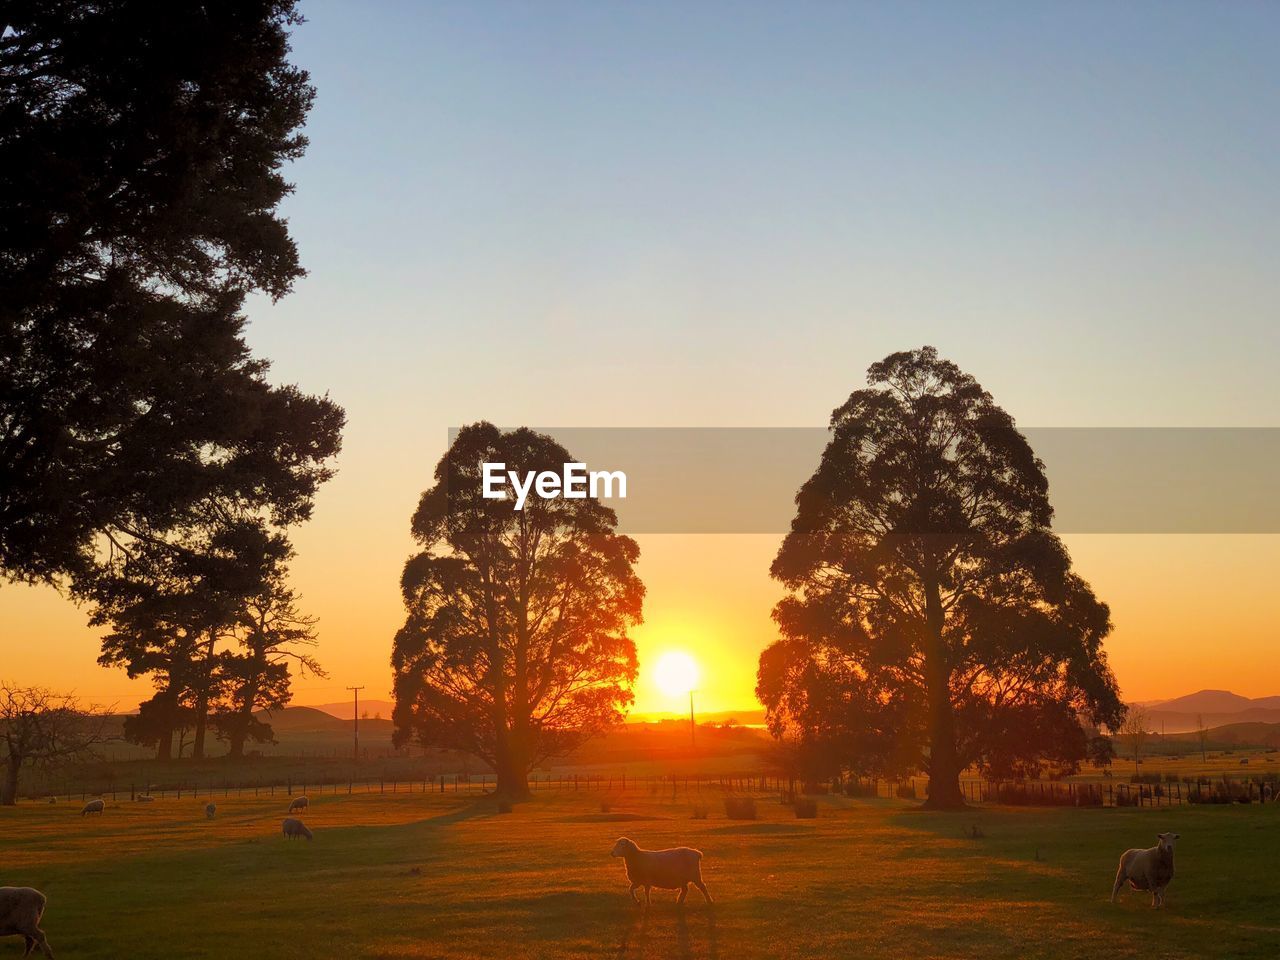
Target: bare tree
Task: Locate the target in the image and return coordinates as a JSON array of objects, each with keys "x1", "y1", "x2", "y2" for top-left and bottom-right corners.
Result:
[
  {"x1": 0, "y1": 684, "x2": 110, "y2": 805},
  {"x1": 1116, "y1": 705, "x2": 1150, "y2": 777}
]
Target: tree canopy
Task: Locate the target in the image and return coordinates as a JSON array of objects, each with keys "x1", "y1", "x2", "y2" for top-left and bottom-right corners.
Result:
[
  {"x1": 758, "y1": 347, "x2": 1124, "y2": 808},
  {"x1": 392, "y1": 423, "x2": 643, "y2": 798},
  {"x1": 0, "y1": 0, "x2": 342, "y2": 585}
]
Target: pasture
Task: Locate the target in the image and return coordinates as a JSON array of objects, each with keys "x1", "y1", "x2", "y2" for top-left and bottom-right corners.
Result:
[{"x1": 2, "y1": 790, "x2": 1277, "y2": 959}]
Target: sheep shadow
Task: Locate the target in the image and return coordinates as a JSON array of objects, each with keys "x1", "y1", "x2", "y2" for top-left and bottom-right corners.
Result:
[{"x1": 614, "y1": 899, "x2": 719, "y2": 960}]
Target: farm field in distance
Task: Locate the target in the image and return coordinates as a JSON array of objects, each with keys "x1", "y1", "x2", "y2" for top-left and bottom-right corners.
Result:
[{"x1": 3, "y1": 790, "x2": 1277, "y2": 959}]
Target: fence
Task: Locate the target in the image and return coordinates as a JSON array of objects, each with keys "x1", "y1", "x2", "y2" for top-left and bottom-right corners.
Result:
[{"x1": 28, "y1": 771, "x2": 1280, "y2": 807}]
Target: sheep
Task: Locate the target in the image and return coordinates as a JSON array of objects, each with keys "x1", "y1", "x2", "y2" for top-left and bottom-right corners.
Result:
[
  {"x1": 0, "y1": 886, "x2": 54, "y2": 958},
  {"x1": 282, "y1": 817, "x2": 314, "y2": 841},
  {"x1": 287, "y1": 796, "x2": 309, "y2": 813},
  {"x1": 205, "y1": 802, "x2": 216, "y2": 819},
  {"x1": 609, "y1": 837, "x2": 712, "y2": 906},
  {"x1": 1111, "y1": 832, "x2": 1179, "y2": 907},
  {"x1": 79, "y1": 799, "x2": 104, "y2": 817},
  {"x1": 135, "y1": 795, "x2": 154, "y2": 803}
]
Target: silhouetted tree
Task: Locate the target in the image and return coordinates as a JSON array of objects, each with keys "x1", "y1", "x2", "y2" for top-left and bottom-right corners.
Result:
[
  {"x1": 87, "y1": 520, "x2": 290, "y2": 759},
  {"x1": 0, "y1": 1, "x2": 343, "y2": 587},
  {"x1": 759, "y1": 347, "x2": 1124, "y2": 808},
  {"x1": 123, "y1": 695, "x2": 197, "y2": 761},
  {"x1": 1087, "y1": 735, "x2": 1116, "y2": 770},
  {"x1": 214, "y1": 573, "x2": 324, "y2": 757},
  {"x1": 0, "y1": 684, "x2": 109, "y2": 804},
  {"x1": 392, "y1": 423, "x2": 643, "y2": 798},
  {"x1": 1118, "y1": 705, "x2": 1149, "y2": 776}
]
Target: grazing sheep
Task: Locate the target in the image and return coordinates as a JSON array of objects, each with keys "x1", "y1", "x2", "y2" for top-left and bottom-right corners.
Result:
[
  {"x1": 79, "y1": 799, "x2": 104, "y2": 817},
  {"x1": 0, "y1": 886, "x2": 54, "y2": 958},
  {"x1": 205, "y1": 802, "x2": 216, "y2": 819},
  {"x1": 282, "y1": 817, "x2": 314, "y2": 841},
  {"x1": 610, "y1": 837, "x2": 712, "y2": 906},
  {"x1": 287, "y1": 796, "x2": 309, "y2": 813},
  {"x1": 135, "y1": 795, "x2": 154, "y2": 803},
  {"x1": 1111, "y1": 832, "x2": 1179, "y2": 907}
]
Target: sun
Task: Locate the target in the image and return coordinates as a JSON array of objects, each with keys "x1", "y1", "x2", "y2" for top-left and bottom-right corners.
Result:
[{"x1": 653, "y1": 650, "x2": 700, "y2": 698}]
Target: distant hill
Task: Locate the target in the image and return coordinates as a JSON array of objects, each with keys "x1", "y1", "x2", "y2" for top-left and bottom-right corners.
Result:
[
  {"x1": 306, "y1": 699, "x2": 395, "y2": 721},
  {"x1": 1136, "y1": 690, "x2": 1280, "y2": 733},
  {"x1": 629, "y1": 708, "x2": 767, "y2": 726},
  {"x1": 1162, "y1": 721, "x2": 1280, "y2": 750},
  {"x1": 1148, "y1": 690, "x2": 1280, "y2": 713}
]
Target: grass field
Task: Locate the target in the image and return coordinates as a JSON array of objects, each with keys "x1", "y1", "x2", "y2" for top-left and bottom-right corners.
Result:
[{"x1": 3, "y1": 790, "x2": 1277, "y2": 959}]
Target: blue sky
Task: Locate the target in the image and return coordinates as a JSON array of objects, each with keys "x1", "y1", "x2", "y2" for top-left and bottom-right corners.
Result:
[{"x1": 6, "y1": 2, "x2": 1279, "y2": 707}]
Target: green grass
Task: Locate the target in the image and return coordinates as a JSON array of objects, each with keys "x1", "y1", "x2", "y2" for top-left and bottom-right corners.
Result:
[{"x1": 2, "y1": 791, "x2": 1277, "y2": 958}]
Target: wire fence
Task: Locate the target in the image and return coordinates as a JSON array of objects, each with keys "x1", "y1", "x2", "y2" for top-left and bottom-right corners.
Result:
[{"x1": 31, "y1": 770, "x2": 1279, "y2": 807}]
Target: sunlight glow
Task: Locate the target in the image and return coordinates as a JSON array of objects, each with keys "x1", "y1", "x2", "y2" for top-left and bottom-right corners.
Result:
[{"x1": 653, "y1": 650, "x2": 700, "y2": 698}]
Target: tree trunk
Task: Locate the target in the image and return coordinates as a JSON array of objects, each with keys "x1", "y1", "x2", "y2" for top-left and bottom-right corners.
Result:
[
  {"x1": 156, "y1": 725, "x2": 174, "y2": 761},
  {"x1": 496, "y1": 741, "x2": 531, "y2": 800},
  {"x1": 191, "y1": 628, "x2": 218, "y2": 759},
  {"x1": 922, "y1": 571, "x2": 965, "y2": 810},
  {"x1": 192, "y1": 689, "x2": 208, "y2": 759},
  {"x1": 1, "y1": 755, "x2": 20, "y2": 806}
]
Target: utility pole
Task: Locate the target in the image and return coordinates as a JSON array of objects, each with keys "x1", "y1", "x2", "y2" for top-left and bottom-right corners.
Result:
[
  {"x1": 689, "y1": 690, "x2": 696, "y2": 748},
  {"x1": 347, "y1": 686, "x2": 365, "y2": 763}
]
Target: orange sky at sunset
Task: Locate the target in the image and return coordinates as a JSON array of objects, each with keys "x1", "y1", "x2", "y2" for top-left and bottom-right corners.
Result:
[
  {"x1": 3, "y1": 1, "x2": 1279, "y2": 722},
  {"x1": 4, "y1": 529, "x2": 1279, "y2": 716}
]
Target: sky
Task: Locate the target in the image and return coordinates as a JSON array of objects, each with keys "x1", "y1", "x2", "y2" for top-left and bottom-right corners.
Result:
[{"x1": 3, "y1": 1, "x2": 1279, "y2": 715}]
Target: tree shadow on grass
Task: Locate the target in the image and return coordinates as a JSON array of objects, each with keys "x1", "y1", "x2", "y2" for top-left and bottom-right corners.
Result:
[{"x1": 707, "y1": 822, "x2": 811, "y2": 836}]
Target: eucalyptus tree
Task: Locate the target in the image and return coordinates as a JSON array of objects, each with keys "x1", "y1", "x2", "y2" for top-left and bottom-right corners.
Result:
[
  {"x1": 759, "y1": 347, "x2": 1124, "y2": 808},
  {"x1": 392, "y1": 423, "x2": 644, "y2": 798}
]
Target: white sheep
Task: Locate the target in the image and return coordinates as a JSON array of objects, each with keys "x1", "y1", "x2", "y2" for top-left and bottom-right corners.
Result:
[
  {"x1": 135, "y1": 795, "x2": 154, "y2": 803},
  {"x1": 287, "y1": 795, "x2": 309, "y2": 813},
  {"x1": 1111, "y1": 832, "x2": 1179, "y2": 907},
  {"x1": 282, "y1": 817, "x2": 314, "y2": 841},
  {"x1": 0, "y1": 886, "x2": 54, "y2": 958},
  {"x1": 610, "y1": 837, "x2": 712, "y2": 905},
  {"x1": 205, "y1": 802, "x2": 216, "y2": 819},
  {"x1": 79, "y1": 799, "x2": 104, "y2": 817}
]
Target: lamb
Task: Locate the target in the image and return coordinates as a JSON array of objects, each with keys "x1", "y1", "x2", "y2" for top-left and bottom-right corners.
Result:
[
  {"x1": 287, "y1": 796, "x2": 309, "y2": 813},
  {"x1": 282, "y1": 817, "x2": 314, "y2": 841},
  {"x1": 610, "y1": 837, "x2": 712, "y2": 906},
  {"x1": 205, "y1": 802, "x2": 216, "y2": 819},
  {"x1": 1111, "y1": 832, "x2": 1179, "y2": 907},
  {"x1": 79, "y1": 799, "x2": 104, "y2": 817},
  {"x1": 0, "y1": 886, "x2": 54, "y2": 958}
]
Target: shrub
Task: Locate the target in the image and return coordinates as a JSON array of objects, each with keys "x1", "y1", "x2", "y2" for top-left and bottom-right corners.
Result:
[
  {"x1": 724, "y1": 796, "x2": 757, "y2": 820},
  {"x1": 691, "y1": 804, "x2": 710, "y2": 820},
  {"x1": 843, "y1": 778, "x2": 877, "y2": 798},
  {"x1": 793, "y1": 797, "x2": 818, "y2": 819}
]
